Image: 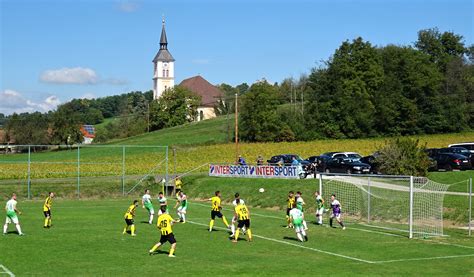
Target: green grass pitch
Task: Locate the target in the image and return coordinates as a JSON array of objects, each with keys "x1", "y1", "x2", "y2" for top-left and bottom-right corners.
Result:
[{"x1": 1, "y1": 197, "x2": 473, "y2": 276}]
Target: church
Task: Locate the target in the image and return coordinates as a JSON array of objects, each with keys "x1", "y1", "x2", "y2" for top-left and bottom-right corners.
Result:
[{"x1": 152, "y1": 19, "x2": 223, "y2": 122}]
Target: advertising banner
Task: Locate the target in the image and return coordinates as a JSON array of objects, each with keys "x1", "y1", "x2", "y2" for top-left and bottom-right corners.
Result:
[{"x1": 209, "y1": 164, "x2": 300, "y2": 179}]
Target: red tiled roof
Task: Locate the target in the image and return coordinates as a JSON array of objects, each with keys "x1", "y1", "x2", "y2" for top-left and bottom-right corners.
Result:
[{"x1": 179, "y1": 75, "x2": 223, "y2": 107}]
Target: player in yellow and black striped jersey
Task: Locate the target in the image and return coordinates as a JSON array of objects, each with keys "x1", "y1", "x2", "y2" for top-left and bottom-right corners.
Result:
[
  {"x1": 208, "y1": 191, "x2": 229, "y2": 232},
  {"x1": 286, "y1": 191, "x2": 295, "y2": 228},
  {"x1": 232, "y1": 199, "x2": 252, "y2": 243},
  {"x1": 123, "y1": 200, "x2": 138, "y2": 236},
  {"x1": 43, "y1": 192, "x2": 54, "y2": 228},
  {"x1": 149, "y1": 206, "x2": 177, "y2": 257}
]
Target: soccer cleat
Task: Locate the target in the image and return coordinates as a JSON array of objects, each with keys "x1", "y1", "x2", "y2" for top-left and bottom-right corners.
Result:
[
  {"x1": 19, "y1": 233, "x2": 25, "y2": 236},
  {"x1": 232, "y1": 240, "x2": 238, "y2": 243},
  {"x1": 149, "y1": 251, "x2": 154, "y2": 256},
  {"x1": 131, "y1": 234, "x2": 137, "y2": 236},
  {"x1": 168, "y1": 254, "x2": 176, "y2": 258},
  {"x1": 304, "y1": 236, "x2": 308, "y2": 241},
  {"x1": 342, "y1": 227, "x2": 346, "y2": 230}
]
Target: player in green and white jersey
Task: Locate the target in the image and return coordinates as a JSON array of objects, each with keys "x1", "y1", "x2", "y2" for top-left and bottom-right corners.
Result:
[
  {"x1": 3, "y1": 193, "x2": 24, "y2": 236},
  {"x1": 142, "y1": 189, "x2": 155, "y2": 224},
  {"x1": 295, "y1": 191, "x2": 308, "y2": 231},
  {"x1": 289, "y1": 205, "x2": 307, "y2": 242},
  {"x1": 314, "y1": 191, "x2": 325, "y2": 225},
  {"x1": 175, "y1": 191, "x2": 187, "y2": 223},
  {"x1": 158, "y1": 192, "x2": 169, "y2": 215}
]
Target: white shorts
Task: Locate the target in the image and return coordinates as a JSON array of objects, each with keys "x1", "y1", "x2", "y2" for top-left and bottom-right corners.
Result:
[
  {"x1": 147, "y1": 207, "x2": 155, "y2": 215},
  {"x1": 5, "y1": 215, "x2": 18, "y2": 224},
  {"x1": 294, "y1": 225, "x2": 305, "y2": 233},
  {"x1": 177, "y1": 206, "x2": 187, "y2": 214},
  {"x1": 330, "y1": 213, "x2": 341, "y2": 220},
  {"x1": 316, "y1": 207, "x2": 325, "y2": 215}
]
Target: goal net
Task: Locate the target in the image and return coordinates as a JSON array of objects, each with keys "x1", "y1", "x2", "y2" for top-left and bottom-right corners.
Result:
[{"x1": 320, "y1": 174, "x2": 449, "y2": 238}]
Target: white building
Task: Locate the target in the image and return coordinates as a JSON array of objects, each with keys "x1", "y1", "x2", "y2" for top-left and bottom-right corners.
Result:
[
  {"x1": 152, "y1": 19, "x2": 223, "y2": 121},
  {"x1": 152, "y1": 19, "x2": 175, "y2": 100}
]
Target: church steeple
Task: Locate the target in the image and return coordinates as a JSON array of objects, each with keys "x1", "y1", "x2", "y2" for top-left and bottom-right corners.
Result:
[
  {"x1": 152, "y1": 17, "x2": 175, "y2": 100},
  {"x1": 160, "y1": 19, "x2": 168, "y2": 50}
]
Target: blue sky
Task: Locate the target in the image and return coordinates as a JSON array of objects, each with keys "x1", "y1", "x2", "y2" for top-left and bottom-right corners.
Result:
[{"x1": 1, "y1": 0, "x2": 472, "y2": 115}]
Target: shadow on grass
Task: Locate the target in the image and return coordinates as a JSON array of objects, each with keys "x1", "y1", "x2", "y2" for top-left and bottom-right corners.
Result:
[
  {"x1": 283, "y1": 236, "x2": 300, "y2": 242},
  {"x1": 149, "y1": 250, "x2": 169, "y2": 256}
]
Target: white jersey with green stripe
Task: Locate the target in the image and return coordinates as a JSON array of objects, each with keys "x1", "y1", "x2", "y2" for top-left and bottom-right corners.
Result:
[
  {"x1": 5, "y1": 199, "x2": 17, "y2": 216},
  {"x1": 142, "y1": 194, "x2": 153, "y2": 208}
]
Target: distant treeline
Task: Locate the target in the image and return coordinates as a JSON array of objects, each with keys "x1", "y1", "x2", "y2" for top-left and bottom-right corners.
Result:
[{"x1": 238, "y1": 28, "x2": 474, "y2": 142}]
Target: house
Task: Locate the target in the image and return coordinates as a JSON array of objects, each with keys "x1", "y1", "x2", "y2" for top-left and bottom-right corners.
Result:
[{"x1": 179, "y1": 75, "x2": 224, "y2": 121}]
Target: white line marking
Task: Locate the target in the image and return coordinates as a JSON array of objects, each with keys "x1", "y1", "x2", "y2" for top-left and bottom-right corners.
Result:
[
  {"x1": 349, "y1": 227, "x2": 405, "y2": 238},
  {"x1": 373, "y1": 253, "x2": 474, "y2": 264},
  {"x1": 0, "y1": 265, "x2": 15, "y2": 277},
  {"x1": 186, "y1": 220, "x2": 374, "y2": 264}
]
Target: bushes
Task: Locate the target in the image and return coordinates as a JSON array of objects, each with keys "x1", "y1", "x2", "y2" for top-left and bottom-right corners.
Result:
[{"x1": 376, "y1": 138, "x2": 431, "y2": 176}]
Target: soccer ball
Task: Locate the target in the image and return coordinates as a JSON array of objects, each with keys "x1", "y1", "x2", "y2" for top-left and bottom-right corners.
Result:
[{"x1": 259, "y1": 188, "x2": 265, "y2": 193}]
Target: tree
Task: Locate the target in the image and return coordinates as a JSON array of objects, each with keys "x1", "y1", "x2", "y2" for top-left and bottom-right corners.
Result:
[
  {"x1": 5, "y1": 112, "x2": 50, "y2": 146},
  {"x1": 50, "y1": 105, "x2": 83, "y2": 145},
  {"x1": 239, "y1": 81, "x2": 288, "y2": 142},
  {"x1": 305, "y1": 37, "x2": 383, "y2": 138},
  {"x1": 149, "y1": 86, "x2": 200, "y2": 130},
  {"x1": 376, "y1": 138, "x2": 431, "y2": 176}
]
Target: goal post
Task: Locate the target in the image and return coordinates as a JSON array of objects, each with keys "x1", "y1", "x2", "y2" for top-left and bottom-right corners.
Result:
[{"x1": 319, "y1": 173, "x2": 449, "y2": 238}]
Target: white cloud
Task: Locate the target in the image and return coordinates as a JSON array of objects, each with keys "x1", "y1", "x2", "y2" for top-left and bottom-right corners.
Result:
[
  {"x1": 117, "y1": 1, "x2": 139, "y2": 12},
  {"x1": 40, "y1": 67, "x2": 99, "y2": 84},
  {"x1": 39, "y1": 67, "x2": 128, "y2": 86},
  {"x1": 0, "y1": 89, "x2": 61, "y2": 115}
]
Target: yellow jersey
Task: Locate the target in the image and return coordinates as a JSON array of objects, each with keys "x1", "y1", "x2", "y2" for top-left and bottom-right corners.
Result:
[
  {"x1": 287, "y1": 196, "x2": 295, "y2": 209},
  {"x1": 124, "y1": 204, "x2": 136, "y2": 219},
  {"x1": 235, "y1": 204, "x2": 250, "y2": 220},
  {"x1": 157, "y1": 214, "x2": 174, "y2": 235},
  {"x1": 175, "y1": 179, "x2": 182, "y2": 189},
  {"x1": 211, "y1": 196, "x2": 221, "y2": 211},
  {"x1": 43, "y1": 196, "x2": 52, "y2": 212}
]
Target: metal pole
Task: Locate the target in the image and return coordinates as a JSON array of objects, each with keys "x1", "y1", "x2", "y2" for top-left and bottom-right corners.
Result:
[
  {"x1": 234, "y1": 93, "x2": 239, "y2": 163},
  {"x1": 172, "y1": 147, "x2": 176, "y2": 196},
  {"x1": 27, "y1": 146, "x2": 31, "y2": 199},
  {"x1": 409, "y1": 176, "x2": 414, "y2": 239},
  {"x1": 367, "y1": 177, "x2": 371, "y2": 224},
  {"x1": 469, "y1": 178, "x2": 472, "y2": 236},
  {"x1": 165, "y1": 146, "x2": 169, "y2": 196},
  {"x1": 122, "y1": 146, "x2": 126, "y2": 195},
  {"x1": 77, "y1": 145, "x2": 80, "y2": 198},
  {"x1": 318, "y1": 174, "x2": 323, "y2": 197}
]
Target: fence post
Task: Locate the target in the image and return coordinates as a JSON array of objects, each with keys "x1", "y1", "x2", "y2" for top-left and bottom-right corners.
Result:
[
  {"x1": 27, "y1": 146, "x2": 31, "y2": 200},
  {"x1": 77, "y1": 145, "x2": 80, "y2": 198},
  {"x1": 367, "y1": 177, "x2": 371, "y2": 224},
  {"x1": 409, "y1": 176, "x2": 414, "y2": 239},
  {"x1": 165, "y1": 146, "x2": 169, "y2": 196},
  {"x1": 318, "y1": 173, "x2": 323, "y2": 197},
  {"x1": 469, "y1": 178, "x2": 472, "y2": 237},
  {"x1": 122, "y1": 146, "x2": 126, "y2": 195},
  {"x1": 173, "y1": 147, "x2": 176, "y2": 196}
]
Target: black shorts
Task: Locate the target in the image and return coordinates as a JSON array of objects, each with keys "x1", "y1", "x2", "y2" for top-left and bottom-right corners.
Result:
[
  {"x1": 237, "y1": 219, "x2": 250, "y2": 229},
  {"x1": 286, "y1": 208, "x2": 291, "y2": 216},
  {"x1": 159, "y1": 233, "x2": 176, "y2": 244},
  {"x1": 43, "y1": 210, "x2": 51, "y2": 217},
  {"x1": 211, "y1": 210, "x2": 223, "y2": 220},
  {"x1": 125, "y1": 218, "x2": 134, "y2": 226}
]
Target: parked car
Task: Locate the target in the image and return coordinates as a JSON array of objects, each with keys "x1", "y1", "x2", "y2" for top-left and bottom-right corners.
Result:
[
  {"x1": 267, "y1": 154, "x2": 311, "y2": 176},
  {"x1": 425, "y1": 148, "x2": 440, "y2": 157},
  {"x1": 322, "y1": 152, "x2": 363, "y2": 161},
  {"x1": 439, "y1": 147, "x2": 473, "y2": 168},
  {"x1": 431, "y1": 153, "x2": 471, "y2": 171},
  {"x1": 305, "y1": 155, "x2": 331, "y2": 173},
  {"x1": 324, "y1": 158, "x2": 371, "y2": 174},
  {"x1": 448, "y1": 142, "x2": 474, "y2": 153},
  {"x1": 360, "y1": 155, "x2": 380, "y2": 174}
]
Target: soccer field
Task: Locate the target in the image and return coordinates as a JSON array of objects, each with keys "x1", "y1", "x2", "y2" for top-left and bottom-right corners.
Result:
[{"x1": 1, "y1": 198, "x2": 473, "y2": 276}]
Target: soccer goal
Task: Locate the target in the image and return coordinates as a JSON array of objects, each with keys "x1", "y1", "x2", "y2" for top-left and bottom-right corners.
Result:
[{"x1": 318, "y1": 174, "x2": 449, "y2": 238}]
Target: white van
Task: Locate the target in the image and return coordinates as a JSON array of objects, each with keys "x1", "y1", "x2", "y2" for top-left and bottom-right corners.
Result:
[{"x1": 448, "y1": 142, "x2": 474, "y2": 153}]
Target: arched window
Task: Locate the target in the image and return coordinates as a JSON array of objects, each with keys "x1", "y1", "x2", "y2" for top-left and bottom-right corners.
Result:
[
  {"x1": 166, "y1": 70, "x2": 169, "y2": 77},
  {"x1": 162, "y1": 69, "x2": 166, "y2": 77}
]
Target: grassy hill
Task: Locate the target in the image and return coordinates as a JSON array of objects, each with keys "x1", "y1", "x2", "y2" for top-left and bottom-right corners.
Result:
[{"x1": 107, "y1": 114, "x2": 234, "y2": 146}]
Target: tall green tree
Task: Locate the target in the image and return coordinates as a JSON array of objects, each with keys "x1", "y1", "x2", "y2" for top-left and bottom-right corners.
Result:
[
  {"x1": 239, "y1": 81, "x2": 292, "y2": 142},
  {"x1": 149, "y1": 86, "x2": 200, "y2": 130}
]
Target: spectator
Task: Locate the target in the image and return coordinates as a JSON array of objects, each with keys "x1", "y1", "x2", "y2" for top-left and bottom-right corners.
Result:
[
  {"x1": 291, "y1": 156, "x2": 300, "y2": 166},
  {"x1": 237, "y1": 155, "x2": 247, "y2": 166},
  {"x1": 256, "y1": 155, "x2": 264, "y2": 166}
]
